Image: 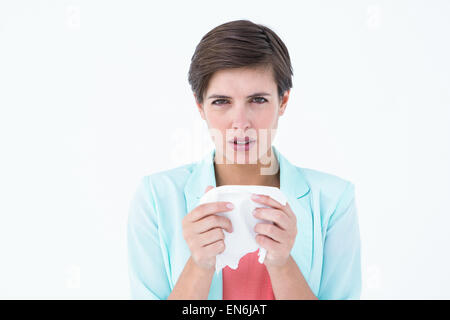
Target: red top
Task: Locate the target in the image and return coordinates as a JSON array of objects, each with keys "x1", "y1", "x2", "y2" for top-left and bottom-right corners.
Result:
[{"x1": 222, "y1": 249, "x2": 275, "y2": 300}]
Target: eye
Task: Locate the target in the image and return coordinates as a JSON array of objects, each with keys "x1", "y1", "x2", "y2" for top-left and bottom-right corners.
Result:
[
  {"x1": 212, "y1": 99, "x2": 229, "y2": 106},
  {"x1": 252, "y1": 97, "x2": 268, "y2": 104},
  {"x1": 211, "y1": 97, "x2": 267, "y2": 106}
]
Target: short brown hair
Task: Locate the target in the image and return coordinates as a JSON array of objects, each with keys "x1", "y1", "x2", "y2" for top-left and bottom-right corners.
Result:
[{"x1": 188, "y1": 19, "x2": 293, "y2": 105}]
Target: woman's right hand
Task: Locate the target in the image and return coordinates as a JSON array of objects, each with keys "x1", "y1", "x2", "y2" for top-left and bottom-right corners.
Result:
[{"x1": 182, "y1": 185, "x2": 234, "y2": 271}]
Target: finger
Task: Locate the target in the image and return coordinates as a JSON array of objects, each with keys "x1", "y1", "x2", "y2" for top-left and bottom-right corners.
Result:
[
  {"x1": 256, "y1": 234, "x2": 281, "y2": 252},
  {"x1": 251, "y1": 194, "x2": 290, "y2": 218},
  {"x1": 195, "y1": 214, "x2": 233, "y2": 234},
  {"x1": 204, "y1": 185, "x2": 214, "y2": 194},
  {"x1": 198, "y1": 227, "x2": 225, "y2": 247},
  {"x1": 254, "y1": 222, "x2": 285, "y2": 243},
  {"x1": 284, "y1": 202, "x2": 295, "y2": 219},
  {"x1": 203, "y1": 239, "x2": 225, "y2": 256},
  {"x1": 189, "y1": 201, "x2": 234, "y2": 222},
  {"x1": 253, "y1": 208, "x2": 289, "y2": 231}
]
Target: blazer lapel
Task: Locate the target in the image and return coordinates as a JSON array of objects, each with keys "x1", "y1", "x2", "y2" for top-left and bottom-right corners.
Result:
[
  {"x1": 272, "y1": 146, "x2": 313, "y2": 282},
  {"x1": 183, "y1": 146, "x2": 312, "y2": 300}
]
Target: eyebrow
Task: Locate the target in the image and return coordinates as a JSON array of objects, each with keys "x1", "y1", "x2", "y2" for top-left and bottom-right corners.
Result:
[{"x1": 206, "y1": 92, "x2": 271, "y2": 100}]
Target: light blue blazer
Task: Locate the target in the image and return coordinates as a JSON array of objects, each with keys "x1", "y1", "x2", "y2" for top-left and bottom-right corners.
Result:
[{"x1": 127, "y1": 145, "x2": 361, "y2": 300}]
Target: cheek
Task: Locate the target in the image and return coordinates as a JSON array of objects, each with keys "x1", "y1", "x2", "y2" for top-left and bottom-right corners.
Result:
[
  {"x1": 204, "y1": 113, "x2": 224, "y2": 129},
  {"x1": 255, "y1": 108, "x2": 279, "y2": 128}
]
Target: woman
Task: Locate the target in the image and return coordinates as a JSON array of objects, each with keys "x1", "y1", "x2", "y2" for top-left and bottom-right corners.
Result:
[{"x1": 127, "y1": 19, "x2": 361, "y2": 300}]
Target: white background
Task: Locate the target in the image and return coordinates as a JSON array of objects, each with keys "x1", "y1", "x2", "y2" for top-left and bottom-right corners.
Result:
[{"x1": 0, "y1": 0, "x2": 449, "y2": 299}]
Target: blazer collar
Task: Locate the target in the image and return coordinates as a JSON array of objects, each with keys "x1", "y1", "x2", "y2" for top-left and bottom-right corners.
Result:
[{"x1": 183, "y1": 145, "x2": 312, "y2": 299}]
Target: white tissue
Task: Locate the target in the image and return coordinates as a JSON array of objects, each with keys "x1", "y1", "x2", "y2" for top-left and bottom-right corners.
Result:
[{"x1": 197, "y1": 185, "x2": 288, "y2": 274}]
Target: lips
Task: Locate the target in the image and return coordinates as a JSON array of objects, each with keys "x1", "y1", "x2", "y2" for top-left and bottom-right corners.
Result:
[
  {"x1": 229, "y1": 136, "x2": 255, "y2": 143},
  {"x1": 229, "y1": 138, "x2": 255, "y2": 151}
]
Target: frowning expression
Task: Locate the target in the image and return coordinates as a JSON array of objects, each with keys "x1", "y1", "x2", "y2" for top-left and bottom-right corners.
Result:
[{"x1": 195, "y1": 65, "x2": 289, "y2": 164}]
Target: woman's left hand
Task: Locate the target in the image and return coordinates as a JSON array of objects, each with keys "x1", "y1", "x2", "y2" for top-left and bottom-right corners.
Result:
[{"x1": 251, "y1": 194, "x2": 298, "y2": 269}]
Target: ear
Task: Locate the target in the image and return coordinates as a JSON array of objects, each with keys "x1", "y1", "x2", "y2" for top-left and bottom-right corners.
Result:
[
  {"x1": 279, "y1": 89, "x2": 290, "y2": 116},
  {"x1": 194, "y1": 93, "x2": 206, "y2": 120}
]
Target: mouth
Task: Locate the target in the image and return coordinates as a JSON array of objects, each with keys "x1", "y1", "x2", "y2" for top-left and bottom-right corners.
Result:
[
  {"x1": 227, "y1": 136, "x2": 256, "y2": 151},
  {"x1": 229, "y1": 137, "x2": 256, "y2": 145}
]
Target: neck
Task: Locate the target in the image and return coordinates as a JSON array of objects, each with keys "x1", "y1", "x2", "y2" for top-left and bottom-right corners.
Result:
[{"x1": 213, "y1": 147, "x2": 280, "y2": 187}]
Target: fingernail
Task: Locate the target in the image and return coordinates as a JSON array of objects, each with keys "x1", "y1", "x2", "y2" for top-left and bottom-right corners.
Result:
[
  {"x1": 226, "y1": 203, "x2": 234, "y2": 209},
  {"x1": 251, "y1": 194, "x2": 260, "y2": 200}
]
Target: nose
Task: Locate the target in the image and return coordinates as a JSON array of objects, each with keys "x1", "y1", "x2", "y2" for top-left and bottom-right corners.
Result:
[{"x1": 230, "y1": 105, "x2": 251, "y2": 131}]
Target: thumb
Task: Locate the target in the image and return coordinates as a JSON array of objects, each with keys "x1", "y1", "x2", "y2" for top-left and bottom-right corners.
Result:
[{"x1": 204, "y1": 185, "x2": 214, "y2": 194}]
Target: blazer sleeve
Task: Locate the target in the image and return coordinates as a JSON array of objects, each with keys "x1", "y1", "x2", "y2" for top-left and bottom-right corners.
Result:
[
  {"x1": 127, "y1": 175, "x2": 171, "y2": 299},
  {"x1": 317, "y1": 181, "x2": 362, "y2": 300}
]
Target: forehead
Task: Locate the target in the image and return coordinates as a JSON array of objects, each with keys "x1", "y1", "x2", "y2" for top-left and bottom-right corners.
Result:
[{"x1": 206, "y1": 66, "x2": 276, "y2": 97}]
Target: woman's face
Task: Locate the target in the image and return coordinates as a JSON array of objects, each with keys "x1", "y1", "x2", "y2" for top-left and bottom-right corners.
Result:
[{"x1": 195, "y1": 66, "x2": 290, "y2": 164}]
